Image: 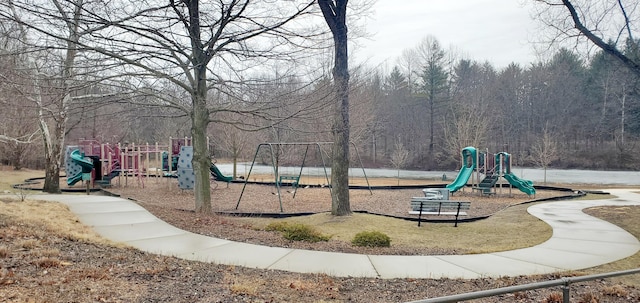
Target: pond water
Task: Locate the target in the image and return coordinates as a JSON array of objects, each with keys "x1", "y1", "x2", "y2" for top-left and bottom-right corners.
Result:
[{"x1": 214, "y1": 163, "x2": 640, "y2": 186}]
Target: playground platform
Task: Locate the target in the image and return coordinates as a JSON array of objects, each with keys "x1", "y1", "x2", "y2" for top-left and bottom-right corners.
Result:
[{"x1": 20, "y1": 189, "x2": 640, "y2": 279}]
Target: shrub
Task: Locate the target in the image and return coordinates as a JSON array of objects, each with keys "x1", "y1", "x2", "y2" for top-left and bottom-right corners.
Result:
[
  {"x1": 351, "y1": 231, "x2": 391, "y2": 247},
  {"x1": 264, "y1": 221, "x2": 290, "y2": 233},
  {"x1": 265, "y1": 222, "x2": 330, "y2": 243}
]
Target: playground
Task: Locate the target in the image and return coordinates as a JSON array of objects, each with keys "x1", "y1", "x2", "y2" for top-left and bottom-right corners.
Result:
[
  {"x1": 4, "y1": 147, "x2": 640, "y2": 302},
  {"x1": 2, "y1": 166, "x2": 640, "y2": 302},
  {"x1": 6, "y1": 143, "x2": 640, "y2": 300},
  {"x1": 16, "y1": 139, "x2": 573, "y2": 255}
]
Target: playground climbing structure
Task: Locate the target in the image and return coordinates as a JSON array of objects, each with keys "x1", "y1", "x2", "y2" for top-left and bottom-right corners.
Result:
[
  {"x1": 65, "y1": 137, "x2": 232, "y2": 189},
  {"x1": 446, "y1": 146, "x2": 535, "y2": 196}
]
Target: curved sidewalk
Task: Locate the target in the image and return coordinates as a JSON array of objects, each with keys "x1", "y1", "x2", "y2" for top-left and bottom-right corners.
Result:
[{"x1": 28, "y1": 189, "x2": 640, "y2": 279}]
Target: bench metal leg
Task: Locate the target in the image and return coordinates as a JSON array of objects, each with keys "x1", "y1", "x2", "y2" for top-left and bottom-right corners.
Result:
[
  {"x1": 418, "y1": 201, "x2": 423, "y2": 227},
  {"x1": 454, "y1": 202, "x2": 461, "y2": 227}
]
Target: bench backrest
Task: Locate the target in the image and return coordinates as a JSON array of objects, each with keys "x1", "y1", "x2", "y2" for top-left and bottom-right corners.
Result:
[{"x1": 410, "y1": 198, "x2": 471, "y2": 210}]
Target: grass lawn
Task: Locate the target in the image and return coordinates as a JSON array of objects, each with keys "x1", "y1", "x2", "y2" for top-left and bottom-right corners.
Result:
[{"x1": 236, "y1": 201, "x2": 553, "y2": 254}]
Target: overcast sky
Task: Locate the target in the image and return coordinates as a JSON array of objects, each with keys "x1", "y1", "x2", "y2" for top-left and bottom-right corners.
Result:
[{"x1": 356, "y1": 0, "x2": 541, "y2": 69}]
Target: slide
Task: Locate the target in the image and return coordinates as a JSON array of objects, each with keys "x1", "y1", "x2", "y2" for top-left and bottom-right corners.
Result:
[
  {"x1": 503, "y1": 173, "x2": 536, "y2": 196},
  {"x1": 446, "y1": 146, "x2": 477, "y2": 193},
  {"x1": 210, "y1": 163, "x2": 233, "y2": 182},
  {"x1": 445, "y1": 165, "x2": 474, "y2": 193},
  {"x1": 67, "y1": 149, "x2": 94, "y2": 186}
]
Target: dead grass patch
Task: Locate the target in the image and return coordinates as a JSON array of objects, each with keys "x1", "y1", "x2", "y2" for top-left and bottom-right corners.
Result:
[
  {"x1": 18, "y1": 239, "x2": 39, "y2": 250},
  {"x1": 0, "y1": 246, "x2": 9, "y2": 258},
  {"x1": 34, "y1": 257, "x2": 62, "y2": 268},
  {"x1": 542, "y1": 291, "x2": 563, "y2": 303},
  {"x1": 602, "y1": 285, "x2": 630, "y2": 297},
  {"x1": 238, "y1": 201, "x2": 552, "y2": 254},
  {"x1": 0, "y1": 166, "x2": 43, "y2": 193},
  {"x1": 36, "y1": 248, "x2": 61, "y2": 258},
  {"x1": 64, "y1": 267, "x2": 112, "y2": 282},
  {"x1": 579, "y1": 292, "x2": 600, "y2": 303},
  {"x1": 0, "y1": 199, "x2": 119, "y2": 247},
  {"x1": 227, "y1": 273, "x2": 262, "y2": 295}
]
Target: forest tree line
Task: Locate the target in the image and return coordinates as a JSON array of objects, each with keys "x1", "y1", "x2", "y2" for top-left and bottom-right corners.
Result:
[{"x1": 2, "y1": 36, "x2": 639, "y2": 172}]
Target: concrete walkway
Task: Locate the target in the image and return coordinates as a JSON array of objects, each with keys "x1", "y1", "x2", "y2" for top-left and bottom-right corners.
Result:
[{"x1": 26, "y1": 189, "x2": 640, "y2": 279}]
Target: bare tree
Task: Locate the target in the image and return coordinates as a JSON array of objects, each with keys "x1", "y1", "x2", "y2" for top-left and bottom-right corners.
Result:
[
  {"x1": 530, "y1": 126, "x2": 558, "y2": 184},
  {"x1": 9, "y1": 0, "x2": 320, "y2": 212},
  {"x1": 397, "y1": 49, "x2": 419, "y2": 94},
  {"x1": 212, "y1": 122, "x2": 251, "y2": 180},
  {"x1": 319, "y1": 0, "x2": 351, "y2": 216},
  {"x1": 0, "y1": 0, "x2": 92, "y2": 191},
  {"x1": 534, "y1": 0, "x2": 640, "y2": 77},
  {"x1": 389, "y1": 140, "x2": 410, "y2": 186},
  {"x1": 0, "y1": 60, "x2": 40, "y2": 152},
  {"x1": 0, "y1": 103, "x2": 40, "y2": 169}
]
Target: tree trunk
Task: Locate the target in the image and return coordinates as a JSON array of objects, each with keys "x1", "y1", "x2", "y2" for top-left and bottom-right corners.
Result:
[
  {"x1": 192, "y1": 67, "x2": 212, "y2": 213},
  {"x1": 318, "y1": 0, "x2": 351, "y2": 216},
  {"x1": 232, "y1": 152, "x2": 238, "y2": 179},
  {"x1": 11, "y1": 144, "x2": 24, "y2": 170},
  {"x1": 41, "y1": 116, "x2": 65, "y2": 194},
  {"x1": 186, "y1": 0, "x2": 212, "y2": 214},
  {"x1": 429, "y1": 95, "x2": 434, "y2": 153},
  {"x1": 330, "y1": 21, "x2": 351, "y2": 216},
  {"x1": 41, "y1": 3, "x2": 79, "y2": 193}
]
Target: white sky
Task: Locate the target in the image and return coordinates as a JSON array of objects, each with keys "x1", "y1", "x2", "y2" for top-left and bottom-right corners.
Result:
[{"x1": 355, "y1": 0, "x2": 541, "y2": 69}]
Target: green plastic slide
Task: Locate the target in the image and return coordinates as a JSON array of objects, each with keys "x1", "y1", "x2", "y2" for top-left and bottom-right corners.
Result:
[
  {"x1": 67, "y1": 149, "x2": 94, "y2": 186},
  {"x1": 210, "y1": 164, "x2": 233, "y2": 182},
  {"x1": 503, "y1": 173, "x2": 536, "y2": 196},
  {"x1": 445, "y1": 165, "x2": 474, "y2": 193},
  {"x1": 446, "y1": 146, "x2": 477, "y2": 193}
]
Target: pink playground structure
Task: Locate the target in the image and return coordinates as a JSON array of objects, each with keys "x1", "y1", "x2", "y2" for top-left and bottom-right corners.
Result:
[{"x1": 72, "y1": 137, "x2": 194, "y2": 188}]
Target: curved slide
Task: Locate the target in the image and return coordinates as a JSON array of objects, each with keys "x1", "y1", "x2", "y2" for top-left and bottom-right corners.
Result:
[
  {"x1": 446, "y1": 165, "x2": 474, "y2": 193},
  {"x1": 446, "y1": 146, "x2": 477, "y2": 193},
  {"x1": 67, "y1": 149, "x2": 94, "y2": 186},
  {"x1": 210, "y1": 163, "x2": 233, "y2": 182},
  {"x1": 503, "y1": 173, "x2": 536, "y2": 196}
]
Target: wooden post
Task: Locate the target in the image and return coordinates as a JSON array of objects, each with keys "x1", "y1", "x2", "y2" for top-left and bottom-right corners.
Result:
[
  {"x1": 155, "y1": 142, "x2": 159, "y2": 182},
  {"x1": 146, "y1": 143, "x2": 150, "y2": 179},
  {"x1": 168, "y1": 137, "x2": 172, "y2": 188},
  {"x1": 118, "y1": 143, "x2": 124, "y2": 187}
]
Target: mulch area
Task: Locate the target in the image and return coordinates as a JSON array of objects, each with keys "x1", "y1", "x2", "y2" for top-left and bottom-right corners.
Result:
[
  {"x1": 101, "y1": 179, "x2": 573, "y2": 256},
  {"x1": 105, "y1": 179, "x2": 569, "y2": 218}
]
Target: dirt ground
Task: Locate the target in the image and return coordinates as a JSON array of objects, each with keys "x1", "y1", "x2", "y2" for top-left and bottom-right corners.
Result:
[
  {"x1": 102, "y1": 179, "x2": 568, "y2": 256},
  {"x1": 2, "y1": 175, "x2": 640, "y2": 302}
]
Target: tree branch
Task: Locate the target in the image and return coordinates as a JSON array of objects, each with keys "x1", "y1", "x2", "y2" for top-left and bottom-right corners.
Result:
[{"x1": 561, "y1": 0, "x2": 640, "y2": 77}]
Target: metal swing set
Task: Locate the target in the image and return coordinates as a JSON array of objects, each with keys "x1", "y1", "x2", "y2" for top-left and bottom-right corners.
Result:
[{"x1": 235, "y1": 142, "x2": 372, "y2": 212}]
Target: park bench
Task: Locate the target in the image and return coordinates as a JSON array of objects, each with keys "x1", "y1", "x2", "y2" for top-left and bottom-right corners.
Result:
[
  {"x1": 278, "y1": 175, "x2": 300, "y2": 189},
  {"x1": 409, "y1": 197, "x2": 471, "y2": 227}
]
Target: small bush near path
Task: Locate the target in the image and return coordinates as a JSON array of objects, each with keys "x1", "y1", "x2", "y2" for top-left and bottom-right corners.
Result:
[
  {"x1": 351, "y1": 231, "x2": 391, "y2": 247},
  {"x1": 265, "y1": 221, "x2": 330, "y2": 242}
]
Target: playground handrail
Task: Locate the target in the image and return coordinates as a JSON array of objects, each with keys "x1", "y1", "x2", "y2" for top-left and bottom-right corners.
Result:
[{"x1": 405, "y1": 268, "x2": 640, "y2": 303}]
